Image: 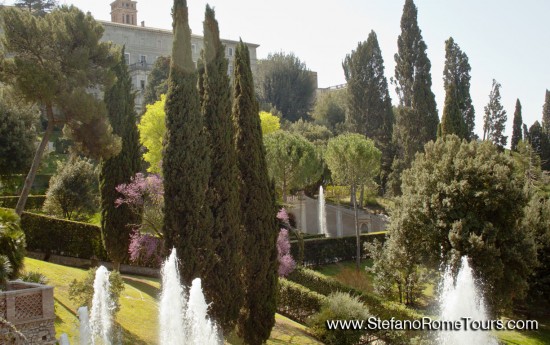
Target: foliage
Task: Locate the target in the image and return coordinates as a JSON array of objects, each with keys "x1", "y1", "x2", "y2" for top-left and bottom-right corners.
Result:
[
  {"x1": 138, "y1": 95, "x2": 166, "y2": 173},
  {"x1": 543, "y1": 89, "x2": 550, "y2": 132},
  {"x1": 255, "y1": 52, "x2": 316, "y2": 122},
  {"x1": 0, "y1": 6, "x2": 120, "y2": 214},
  {"x1": 100, "y1": 48, "x2": 142, "y2": 270},
  {"x1": 19, "y1": 271, "x2": 48, "y2": 285},
  {"x1": 69, "y1": 267, "x2": 125, "y2": 315},
  {"x1": 0, "y1": 209, "x2": 26, "y2": 283},
  {"x1": 513, "y1": 140, "x2": 543, "y2": 197},
  {"x1": 115, "y1": 173, "x2": 164, "y2": 237},
  {"x1": 277, "y1": 229, "x2": 295, "y2": 277},
  {"x1": 199, "y1": 5, "x2": 243, "y2": 332},
  {"x1": 233, "y1": 41, "x2": 278, "y2": 345},
  {"x1": 128, "y1": 229, "x2": 162, "y2": 267},
  {"x1": 310, "y1": 292, "x2": 372, "y2": 345},
  {"x1": 143, "y1": 56, "x2": 170, "y2": 107},
  {"x1": 511, "y1": 99, "x2": 523, "y2": 152},
  {"x1": 162, "y1": 0, "x2": 212, "y2": 286},
  {"x1": 260, "y1": 111, "x2": 280, "y2": 135},
  {"x1": 43, "y1": 156, "x2": 98, "y2": 221},
  {"x1": 277, "y1": 278, "x2": 327, "y2": 325},
  {"x1": 14, "y1": 0, "x2": 57, "y2": 16},
  {"x1": 264, "y1": 131, "x2": 322, "y2": 201},
  {"x1": 311, "y1": 89, "x2": 346, "y2": 131},
  {"x1": 288, "y1": 119, "x2": 333, "y2": 144},
  {"x1": 443, "y1": 37, "x2": 475, "y2": 140},
  {"x1": 0, "y1": 196, "x2": 46, "y2": 210},
  {"x1": 383, "y1": 135, "x2": 536, "y2": 313},
  {"x1": 343, "y1": 31, "x2": 394, "y2": 190},
  {"x1": 18, "y1": 210, "x2": 107, "y2": 259},
  {"x1": 440, "y1": 81, "x2": 467, "y2": 138},
  {"x1": 0, "y1": 94, "x2": 39, "y2": 175},
  {"x1": 483, "y1": 79, "x2": 508, "y2": 149},
  {"x1": 287, "y1": 267, "x2": 362, "y2": 297}
]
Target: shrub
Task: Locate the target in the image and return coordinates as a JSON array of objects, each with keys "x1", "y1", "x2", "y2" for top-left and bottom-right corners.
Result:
[
  {"x1": 309, "y1": 292, "x2": 372, "y2": 345},
  {"x1": 69, "y1": 267, "x2": 125, "y2": 315},
  {"x1": 19, "y1": 271, "x2": 48, "y2": 285},
  {"x1": 18, "y1": 210, "x2": 107, "y2": 260},
  {"x1": 287, "y1": 267, "x2": 362, "y2": 297},
  {"x1": 0, "y1": 195, "x2": 46, "y2": 210},
  {"x1": 128, "y1": 229, "x2": 162, "y2": 267},
  {"x1": 277, "y1": 228, "x2": 295, "y2": 277},
  {"x1": 277, "y1": 278, "x2": 326, "y2": 324},
  {"x1": 0, "y1": 209, "x2": 26, "y2": 283}
]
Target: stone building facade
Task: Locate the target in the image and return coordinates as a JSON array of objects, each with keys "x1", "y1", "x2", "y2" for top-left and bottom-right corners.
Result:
[{"x1": 101, "y1": 1, "x2": 259, "y2": 113}]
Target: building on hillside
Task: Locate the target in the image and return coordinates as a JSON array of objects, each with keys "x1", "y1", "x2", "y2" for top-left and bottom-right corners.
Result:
[{"x1": 102, "y1": 0, "x2": 260, "y2": 113}]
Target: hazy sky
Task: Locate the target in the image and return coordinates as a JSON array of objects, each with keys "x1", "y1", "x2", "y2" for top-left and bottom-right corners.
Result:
[{"x1": 6, "y1": 0, "x2": 550, "y2": 142}]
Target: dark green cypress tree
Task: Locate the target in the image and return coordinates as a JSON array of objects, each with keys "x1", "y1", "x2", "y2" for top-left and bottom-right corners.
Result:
[
  {"x1": 393, "y1": 0, "x2": 439, "y2": 144},
  {"x1": 440, "y1": 82, "x2": 466, "y2": 138},
  {"x1": 483, "y1": 79, "x2": 507, "y2": 150},
  {"x1": 200, "y1": 5, "x2": 243, "y2": 333},
  {"x1": 541, "y1": 90, "x2": 550, "y2": 170},
  {"x1": 543, "y1": 90, "x2": 550, "y2": 132},
  {"x1": 511, "y1": 99, "x2": 523, "y2": 152},
  {"x1": 233, "y1": 41, "x2": 278, "y2": 345},
  {"x1": 99, "y1": 48, "x2": 142, "y2": 271},
  {"x1": 162, "y1": 0, "x2": 212, "y2": 285},
  {"x1": 343, "y1": 30, "x2": 394, "y2": 191},
  {"x1": 443, "y1": 37, "x2": 475, "y2": 140}
]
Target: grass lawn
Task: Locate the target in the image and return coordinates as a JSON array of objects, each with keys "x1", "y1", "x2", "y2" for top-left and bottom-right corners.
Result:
[{"x1": 22, "y1": 258, "x2": 321, "y2": 345}]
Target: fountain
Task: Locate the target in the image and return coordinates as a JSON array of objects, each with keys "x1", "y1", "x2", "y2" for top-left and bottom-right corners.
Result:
[
  {"x1": 159, "y1": 248, "x2": 187, "y2": 345},
  {"x1": 89, "y1": 266, "x2": 114, "y2": 345},
  {"x1": 186, "y1": 278, "x2": 220, "y2": 344},
  {"x1": 437, "y1": 257, "x2": 498, "y2": 345},
  {"x1": 78, "y1": 306, "x2": 91, "y2": 345},
  {"x1": 318, "y1": 186, "x2": 327, "y2": 237}
]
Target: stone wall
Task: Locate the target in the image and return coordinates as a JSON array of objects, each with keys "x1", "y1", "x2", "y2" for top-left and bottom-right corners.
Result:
[{"x1": 0, "y1": 281, "x2": 56, "y2": 344}]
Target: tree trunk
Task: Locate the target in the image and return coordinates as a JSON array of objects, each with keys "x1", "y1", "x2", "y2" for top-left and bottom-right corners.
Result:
[
  {"x1": 282, "y1": 180, "x2": 287, "y2": 203},
  {"x1": 352, "y1": 184, "x2": 360, "y2": 271},
  {"x1": 15, "y1": 108, "x2": 54, "y2": 216},
  {"x1": 359, "y1": 184, "x2": 365, "y2": 208}
]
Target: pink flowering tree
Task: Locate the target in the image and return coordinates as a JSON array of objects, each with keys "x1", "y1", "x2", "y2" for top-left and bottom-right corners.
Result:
[
  {"x1": 276, "y1": 208, "x2": 296, "y2": 276},
  {"x1": 115, "y1": 173, "x2": 164, "y2": 265}
]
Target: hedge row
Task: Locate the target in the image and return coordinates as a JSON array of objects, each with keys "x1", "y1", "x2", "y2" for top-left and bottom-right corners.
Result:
[
  {"x1": 0, "y1": 196, "x2": 46, "y2": 210},
  {"x1": 278, "y1": 278, "x2": 327, "y2": 325},
  {"x1": 287, "y1": 267, "x2": 363, "y2": 297},
  {"x1": 19, "y1": 211, "x2": 108, "y2": 261},
  {"x1": 290, "y1": 232, "x2": 387, "y2": 266}
]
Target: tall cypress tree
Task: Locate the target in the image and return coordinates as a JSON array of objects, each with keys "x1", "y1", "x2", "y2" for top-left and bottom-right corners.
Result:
[
  {"x1": 443, "y1": 37, "x2": 475, "y2": 140},
  {"x1": 233, "y1": 41, "x2": 278, "y2": 345},
  {"x1": 162, "y1": 0, "x2": 212, "y2": 285},
  {"x1": 543, "y1": 90, "x2": 550, "y2": 132},
  {"x1": 99, "y1": 48, "x2": 141, "y2": 271},
  {"x1": 440, "y1": 82, "x2": 466, "y2": 138},
  {"x1": 483, "y1": 79, "x2": 507, "y2": 149},
  {"x1": 200, "y1": 5, "x2": 243, "y2": 333},
  {"x1": 511, "y1": 99, "x2": 523, "y2": 152},
  {"x1": 393, "y1": 0, "x2": 439, "y2": 144},
  {"x1": 343, "y1": 30, "x2": 394, "y2": 190}
]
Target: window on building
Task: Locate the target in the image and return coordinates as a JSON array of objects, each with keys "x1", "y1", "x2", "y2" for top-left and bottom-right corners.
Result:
[
  {"x1": 124, "y1": 53, "x2": 130, "y2": 65},
  {"x1": 126, "y1": 14, "x2": 130, "y2": 24},
  {"x1": 228, "y1": 47, "x2": 233, "y2": 57},
  {"x1": 228, "y1": 64, "x2": 234, "y2": 75},
  {"x1": 192, "y1": 44, "x2": 196, "y2": 54},
  {"x1": 122, "y1": 14, "x2": 125, "y2": 23},
  {"x1": 140, "y1": 55, "x2": 147, "y2": 64},
  {"x1": 140, "y1": 80, "x2": 146, "y2": 90}
]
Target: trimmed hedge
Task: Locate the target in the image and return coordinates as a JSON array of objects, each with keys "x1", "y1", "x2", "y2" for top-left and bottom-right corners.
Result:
[
  {"x1": 278, "y1": 279, "x2": 327, "y2": 324},
  {"x1": 0, "y1": 195, "x2": 46, "y2": 210},
  {"x1": 287, "y1": 267, "x2": 363, "y2": 297},
  {"x1": 290, "y1": 232, "x2": 387, "y2": 266},
  {"x1": 18, "y1": 211, "x2": 108, "y2": 261}
]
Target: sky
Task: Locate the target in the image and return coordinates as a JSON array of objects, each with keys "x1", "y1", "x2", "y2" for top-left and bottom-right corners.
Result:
[{"x1": 6, "y1": 0, "x2": 550, "y2": 142}]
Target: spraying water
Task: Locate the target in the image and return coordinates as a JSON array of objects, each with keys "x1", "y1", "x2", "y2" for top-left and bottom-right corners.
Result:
[
  {"x1": 437, "y1": 257, "x2": 498, "y2": 345},
  {"x1": 318, "y1": 186, "x2": 327, "y2": 237},
  {"x1": 159, "y1": 248, "x2": 188, "y2": 345},
  {"x1": 59, "y1": 333, "x2": 70, "y2": 345},
  {"x1": 90, "y1": 266, "x2": 113, "y2": 345},
  {"x1": 186, "y1": 278, "x2": 221, "y2": 345},
  {"x1": 78, "y1": 306, "x2": 91, "y2": 345}
]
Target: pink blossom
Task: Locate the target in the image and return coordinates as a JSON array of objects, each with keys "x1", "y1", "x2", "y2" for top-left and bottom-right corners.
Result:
[
  {"x1": 277, "y1": 207, "x2": 290, "y2": 224},
  {"x1": 277, "y1": 228, "x2": 295, "y2": 277}
]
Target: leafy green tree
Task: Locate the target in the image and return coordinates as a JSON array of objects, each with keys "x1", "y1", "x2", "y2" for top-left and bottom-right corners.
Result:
[
  {"x1": 143, "y1": 56, "x2": 170, "y2": 107},
  {"x1": 513, "y1": 140, "x2": 543, "y2": 197},
  {"x1": 343, "y1": 31, "x2": 394, "y2": 190},
  {"x1": 162, "y1": 0, "x2": 212, "y2": 286},
  {"x1": 264, "y1": 131, "x2": 322, "y2": 201},
  {"x1": 440, "y1": 82, "x2": 466, "y2": 138},
  {"x1": 511, "y1": 99, "x2": 523, "y2": 152},
  {"x1": 381, "y1": 135, "x2": 535, "y2": 313},
  {"x1": 255, "y1": 52, "x2": 316, "y2": 122},
  {"x1": 541, "y1": 90, "x2": 550, "y2": 170},
  {"x1": 288, "y1": 119, "x2": 333, "y2": 144},
  {"x1": 0, "y1": 6, "x2": 120, "y2": 215},
  {"x1": 14, "y1": 0, "x2": 57, "y2": 16},
  {"x1": 325, "y1": 133, "x2": 381, "y2": 270},
  {"x1": 99, "y1": 48, "x2": 142, "y2": 271},
  {"x1": 483, "y1": 79, "x2": 507, "y2": 149},
  {"x1": 138, "y1": 95, "x2": 166, "y2": 173},
  {"x1": 0, "y1": 93, "x2": 38, "y2": 176},
  {"x1": 199, "y1": 5, "x2": 243, "y2": 332},
  {"x1": 543, "y1": 90, "x2": 550, "y2": 132},
  {"x1": 43, "y1": 156, "x2": 98, "y2": 221},
  {"x1": 527, "y1": 121, "x2": 550, "y2": 171},
  {"x1": 393, "y1": 0, "x2": 439, "y2": 143},
  {"x1": 233, "y1": 41, "x2": 278, "y2": 345},
  {"x1": 0, "y1": 209, "x2": 26, "y2": 283},
  {"x1": 311, "y1": 89, "x2": 346, "y2": 131},
  {"x1": 443, "y1": 37, "x2": 475, "y2": 140},
  {"x1": 260, "y1": 111, "x2": 280, "y2": 135}
]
